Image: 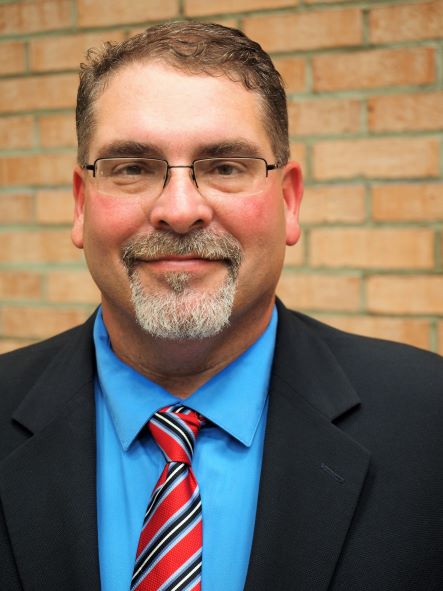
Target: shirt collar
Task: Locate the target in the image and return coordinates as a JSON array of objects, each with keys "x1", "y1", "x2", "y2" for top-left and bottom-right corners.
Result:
[{"x1": 93, "y1": 306, "x2": 277, "y2": 451}]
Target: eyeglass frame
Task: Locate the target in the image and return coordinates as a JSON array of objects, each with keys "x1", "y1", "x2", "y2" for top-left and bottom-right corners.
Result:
[{"x1": 82, "y1": 156, "x2": 282, "y2": 196}]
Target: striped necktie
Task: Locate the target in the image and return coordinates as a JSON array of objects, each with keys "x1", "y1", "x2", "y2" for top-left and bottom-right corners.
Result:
[{"x1": 131, "y1": 405, "x2": 205, "y2": 591}]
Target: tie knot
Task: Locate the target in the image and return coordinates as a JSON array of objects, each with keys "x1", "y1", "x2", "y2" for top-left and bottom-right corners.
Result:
[{"x1": 149, "y1": 405, "x2": 205, "y2": 465}]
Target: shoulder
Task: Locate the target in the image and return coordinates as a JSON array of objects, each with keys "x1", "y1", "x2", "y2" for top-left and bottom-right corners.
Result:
[
  {"x1": 298, "y1": 310, "x2": 441, "y2": 370},
  {"x1": 0, "y1": 315, "x2": 96, "y2": 413},
  {"x1": 279, "y1": 305, "x2": 443, "y2": 400},
  {"x1": 279, "y1": 305, "x2": 443, "y2": 403},
  {"x1": 0, "y1": 322, "x2": 86, "y2": 374},
  {"x1": 277, "y1": 305, "x2": 443, "y2": 475}
]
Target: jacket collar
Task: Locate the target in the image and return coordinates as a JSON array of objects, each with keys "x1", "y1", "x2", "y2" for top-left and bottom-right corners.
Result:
[
  {"x1": 0, "y1": 315, "x2": 101, "y2": 591},
  {"x1": 12, "y1": 314, "x2": 97, "y2": 434},
  {"x1": 244, "y1": 301, "x2": 370, "y2": 590}
]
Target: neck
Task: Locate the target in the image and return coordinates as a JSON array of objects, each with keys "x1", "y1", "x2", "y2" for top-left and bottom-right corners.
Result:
[{"x1": 102, "y1": 299, "x2": 275, "y2": 398}]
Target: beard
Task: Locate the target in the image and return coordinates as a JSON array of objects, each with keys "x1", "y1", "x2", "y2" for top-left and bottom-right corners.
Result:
[{"x1": 121, "y1": 229, "x2": 243, "y2": 340}]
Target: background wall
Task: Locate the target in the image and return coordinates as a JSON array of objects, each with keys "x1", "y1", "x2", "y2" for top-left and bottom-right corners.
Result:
[{"x1": 0, "y1": 0, "x2": 442, "y2": 354}]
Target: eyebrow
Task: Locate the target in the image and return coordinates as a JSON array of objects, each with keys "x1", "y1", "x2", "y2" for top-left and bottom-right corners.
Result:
[
  {"x1": 95, "y1": 141, "x2": 162, "y2": 160},
  {"x1": 196, "y1": 140, "x2": 263, "y2": 159},
  {"x1": 93, "y1": 139, "x2": 264, "y2": 162}
]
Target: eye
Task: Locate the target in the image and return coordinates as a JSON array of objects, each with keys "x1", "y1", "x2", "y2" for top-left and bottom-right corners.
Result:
[
  {"x1": 204, "y1": 160, "x2": 247, "y2": 177},
  {"x1": 118, "y1": 164, "x2": 143, "y2": 176},
  {"x1": 112, "y1": 161, "x2": 158, "y2": 176},
  {"x1": 214, "y1": 163, "x2": 240, "y2": 175}
]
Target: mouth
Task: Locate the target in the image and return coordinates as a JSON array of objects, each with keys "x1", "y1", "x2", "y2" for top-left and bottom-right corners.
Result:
[
  {"x1": 135, "y1": 254, "x2": 227, "y2": 273},
  {"x1": 121, "y1": 229, "x2": 243, "y2": 279}
]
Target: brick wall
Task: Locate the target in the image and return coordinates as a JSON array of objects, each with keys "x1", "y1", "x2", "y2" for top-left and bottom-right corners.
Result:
[{"x1": 0, "y1": 0, "x2": 442, "y2": 354}]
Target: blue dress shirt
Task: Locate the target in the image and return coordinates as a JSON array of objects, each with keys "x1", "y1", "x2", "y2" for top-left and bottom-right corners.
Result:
[{"x1": 94, "y1": 306, "x2": 278, "y2": 591}]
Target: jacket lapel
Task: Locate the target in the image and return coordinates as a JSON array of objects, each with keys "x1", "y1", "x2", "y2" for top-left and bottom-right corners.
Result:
[
  {"x1": 0, "y1": 317, "x2": 101, "y2": 591},
  {"x1": 244, "y1": 303, "x2": 370, "y2": 591}
]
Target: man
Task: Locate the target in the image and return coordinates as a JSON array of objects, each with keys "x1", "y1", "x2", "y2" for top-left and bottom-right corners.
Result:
[{"x1": 1, "y1": 21, "x2": 442, "y2": 591}]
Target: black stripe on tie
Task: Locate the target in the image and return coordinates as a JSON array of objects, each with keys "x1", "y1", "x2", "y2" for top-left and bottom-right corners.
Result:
[
  {"x1": 172, "y1": 410, "x2": 197, "y2": 451},
  {"x1": 157, "y1": 411, "x2": 195, "y2": 456},
  {"x1": 162, "y1": 552, "x2": 202, "y2": 591},
  {"x1": 132, "y1": 493, "x2": 202, "y2": 588},
  {"x1": 142, "y1": 463, "x2": 187, "y2": 525},
  {"x1": 154, "y1": 412, "x2": 195, "y2": 459}
]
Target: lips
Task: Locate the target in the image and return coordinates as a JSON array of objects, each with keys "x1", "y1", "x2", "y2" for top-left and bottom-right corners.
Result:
[
  {"x1": 136, "y1": 255, "x2": 224, "y2": 273},
  {"x1": 121, "y1": 229, "x2": 243, "y2": 278},
  {"x1": 144, "y1": 254, "x2": 209, "y2": 262}
]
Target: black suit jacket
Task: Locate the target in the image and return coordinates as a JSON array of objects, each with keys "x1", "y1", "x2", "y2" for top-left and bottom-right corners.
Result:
[{"x1": 1, "y1": 301, "x2": 443, "y2": 590}]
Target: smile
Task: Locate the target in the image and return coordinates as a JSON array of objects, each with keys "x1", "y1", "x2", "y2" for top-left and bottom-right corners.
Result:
[{"x1": 136, "y1": 256, "x2": 226, "y2": 273}]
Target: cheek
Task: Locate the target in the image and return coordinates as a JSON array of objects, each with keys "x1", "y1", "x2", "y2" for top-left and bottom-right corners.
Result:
[
  {"x1": 220, "y1": 193, "x2": 286, "y2": 248},
  {"x1": 84, "y1": 195, "x2": 148, "y2": 247}
]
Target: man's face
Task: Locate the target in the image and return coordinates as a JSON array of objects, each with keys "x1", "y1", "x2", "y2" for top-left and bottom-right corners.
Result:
[{"x1": 72, "y1": 61, "x2": 302, "y2": 340}]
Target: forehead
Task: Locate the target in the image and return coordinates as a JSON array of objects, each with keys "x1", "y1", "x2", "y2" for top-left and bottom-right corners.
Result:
[{"x1": 89, "y1": 61, "x2": 272, "y2": 159}]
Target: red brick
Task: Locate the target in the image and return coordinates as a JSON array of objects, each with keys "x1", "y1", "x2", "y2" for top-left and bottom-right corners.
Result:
[
  {"x1": 35, "y1": 190, "x2": 74, "y2": 224},
  {"x1": 273, "y1": 57, "x2": 306, "y2": 93},
  {"x1": 367, "y1": 275, "x2": 443, "y2": 314},
  {"x1": 244, "y1": 8, "x2": 362, "y2": 52},
  {"x1": 372, "y1": 183, "x2": 443, "y2": 222},
  {"x1": 0, "y1": 230, "x2": 82, "y2": 264},
  {"x1": 313, "y1": 48, "x2": 435, "y2": 91},
  {"x1": 313, "y1": 138, "x2": 439, "y2": 180},
  {"x1": 38, "y1": 113, "x2": 76, "y2": 148},
  {"x1": 277, "y1": 272, "x2": 361, "y2": 311},
  {"x1": 46, "y1": 270, "x2": 100, "y2": 304},
  {"x1": 0, "y1": 153, "x2": 75, "y2": 186},
  {"x1": 284, "y1": 234, "x2": 305, "y2": 267},
  {"x1": 2, "y1": 306, "x2": 91, "y2": 339},
  {"x1": 0, "y1": 41, "x2": 25, "y2": 75},
  {"x1": 0, "y1": 271, "x2": 41, "y2": 300},
  {"x1": 0, "y1": 193, "x2": 34, "y2": 224},
  {"x1": 77, "y1": 0, "x2": 178, "y2": 27},
  {"x1": 302, "y1": 185, "x2": 366, "y2": 224},
  {"x1": 310, "y1": 228, "x2": 434, "y2": 269},
  {"x1": 369, "y1": 0, "x2": 443, "y2": 43},
  {"x1": 0, "y1": 74, "x2": 77, "y2": 113},
  {"x1": 319, "y1": 315, "x2": 430, "y2": 350},
  {"x1": 30, "y1": 31, "x2": 125, "y2": 72},
  {"x1": 368, "y1": 92, "x2": 443, "y2": 132},
  {"x1": 288, "y1": 98, "x2": 360, "y2": 136},
  {"x1": 0, "y1": 115, "x2": 34, "y2": 149},
  {"x1": 185, "y1": 0, "x2": 296, "y2": 16},
  {"x1": 289, "y1": 143, "x2": 307, "y2": 172},
  {"x1": 0, "y1": 0, "x2": 72, "y2": 35}
]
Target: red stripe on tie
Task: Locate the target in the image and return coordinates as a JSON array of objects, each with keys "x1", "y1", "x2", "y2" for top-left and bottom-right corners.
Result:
[
  {"x1": 137, "y1": 520, "x2": 202, "y2": 591},
  {"x1": 131, "y1": 406, "x2": 205, "y2": 591},
  {"x1": 136, "y1": 467, "x2": 198, "y2": 556}
]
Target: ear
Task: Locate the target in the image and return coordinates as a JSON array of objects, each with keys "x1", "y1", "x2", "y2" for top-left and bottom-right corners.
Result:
[
  {"x1": 281, "y1": 161, "x2": 303, "y2": 246},
  {"x1": 71, "y1": 165, "x2": 86, "y2": 249}
]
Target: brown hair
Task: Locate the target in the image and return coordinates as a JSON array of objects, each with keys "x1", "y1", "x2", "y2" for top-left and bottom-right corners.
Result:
[{"x1": 76, "y1": 21, "x2": 289, "y2": 166}]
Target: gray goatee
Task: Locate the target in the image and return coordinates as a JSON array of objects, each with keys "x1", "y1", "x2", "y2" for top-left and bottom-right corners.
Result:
[{"x1": 121, "y1": 229, "x2": 243, "y2": 340}]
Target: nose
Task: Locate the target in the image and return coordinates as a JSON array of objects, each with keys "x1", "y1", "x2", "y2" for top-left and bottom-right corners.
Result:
[{"x1": 148, "y1": 166, "x2": 214, "y2": 234}]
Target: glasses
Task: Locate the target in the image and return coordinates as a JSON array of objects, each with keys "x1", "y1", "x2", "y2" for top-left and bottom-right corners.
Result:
[{"x1": 83, "y1": 157, "x2": 281, "y2": 200}]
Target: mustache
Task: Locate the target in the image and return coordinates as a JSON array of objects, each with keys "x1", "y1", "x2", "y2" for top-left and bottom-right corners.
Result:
[{"x1": 121, "y1": 229, "x2": 243, "y2": 275}]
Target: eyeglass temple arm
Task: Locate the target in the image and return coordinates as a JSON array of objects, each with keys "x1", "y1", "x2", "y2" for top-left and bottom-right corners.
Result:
[
  {"x1": 266, "y1": 163, "x2": 282, "y2": 176},
  {"x1": 83, "y1": 164, "x2": 96, "y2": 176}
]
